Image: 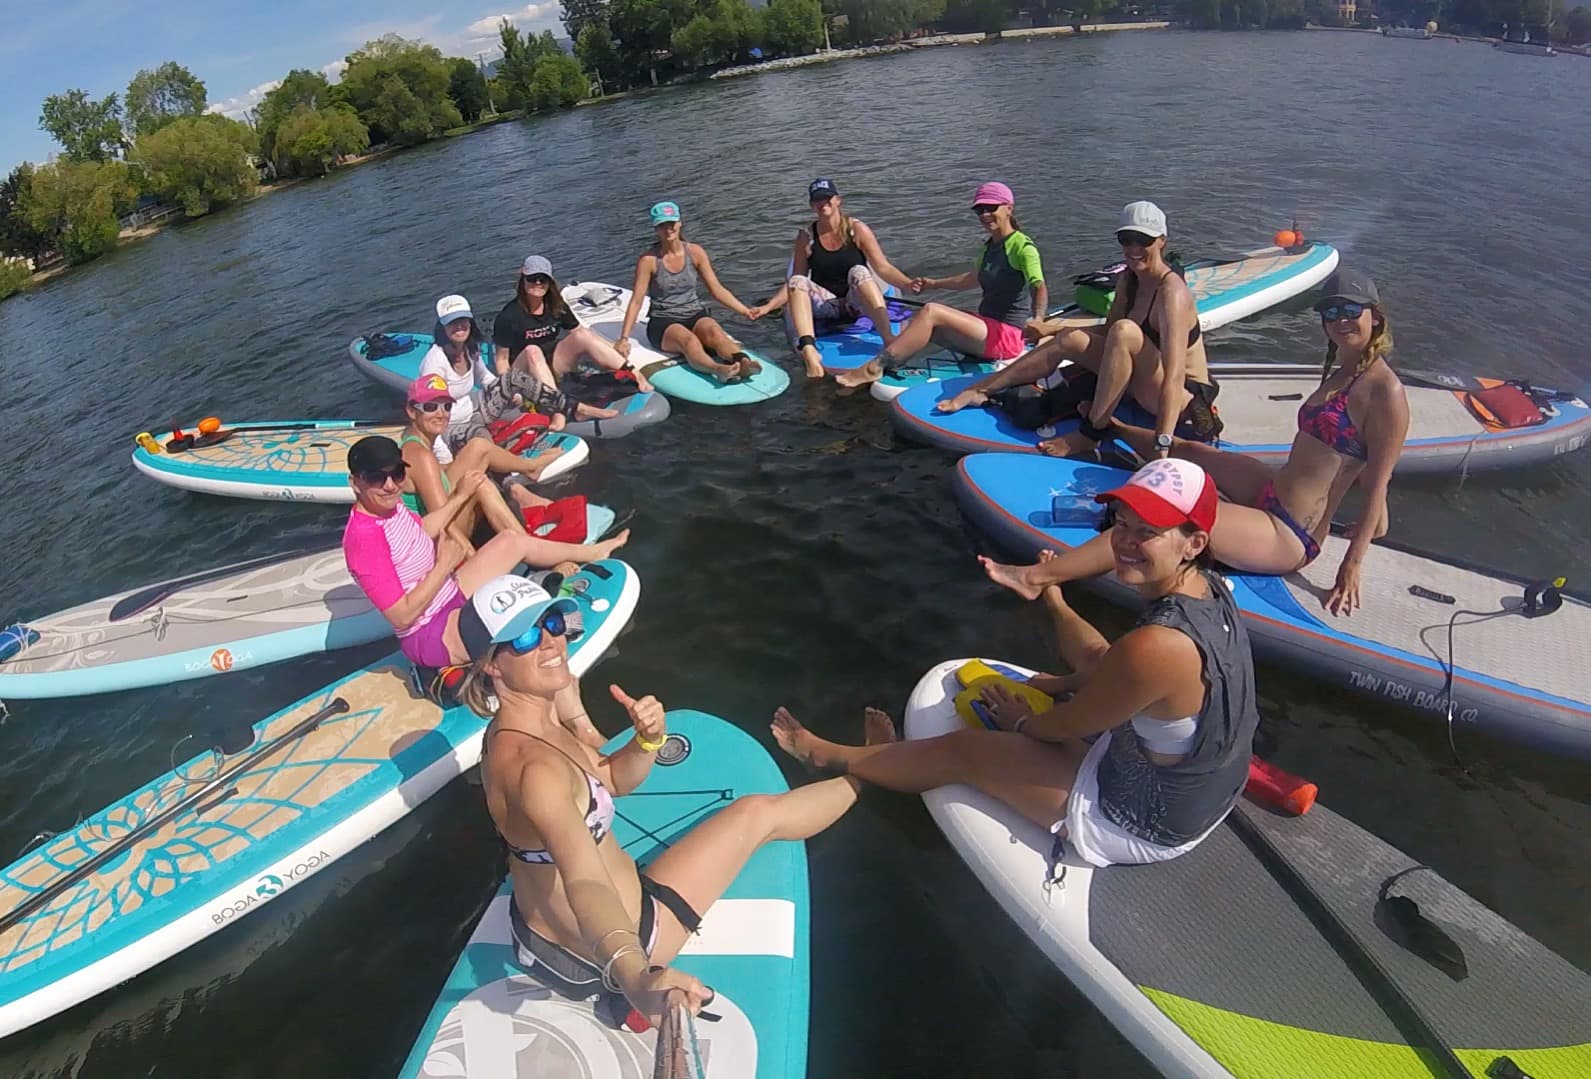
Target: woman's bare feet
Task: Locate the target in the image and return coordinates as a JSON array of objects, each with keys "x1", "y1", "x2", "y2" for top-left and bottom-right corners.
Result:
[
  {"x1": 979, "y1": 554, "x2": 1045, "y2": 602},
  {"x1": 799, "y1": 345, "x2": 825, "y2": 379},
  {"x1": 770, "y1": 705, "x2": 896, "y2": 774},
  {"x1": 508, "y1": 486, "x2": 549, "y2": 510},
  {"x1": 834, "y1": 358, "x2": 885, "y2": 388},
  {"x1": 632, "y1": 369, "x2": 654, "y2": 393},
  {"x1": 935, "y1": 386, "x2": 989, "y2": 413},
  {"x1": 526, "y1": 445, "x2": 565, "y2": 477},
  {"x1": 592, "y1": 529, "x2": 630, "y2": 559}
]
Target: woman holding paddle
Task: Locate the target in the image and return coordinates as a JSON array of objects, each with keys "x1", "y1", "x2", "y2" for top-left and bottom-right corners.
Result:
[
  {"x1": 981, "y1": 268, "x2": 1409, "y2": 618},
  {"x1": 773, "y1": 458, "x2": 1260, "y2": 868},
  {"x1": 748, "y1": 178, "x2": 915, "y2": 378},
  {"x1": 458, "y1": 574, "x2": 866, "y2": 1024},
  {"x1": 834, "y1": 182, "x2": 1048, "y2": 389},
  {"x1": 614, "y1": 201, "x2": 765, "y2": 384}
]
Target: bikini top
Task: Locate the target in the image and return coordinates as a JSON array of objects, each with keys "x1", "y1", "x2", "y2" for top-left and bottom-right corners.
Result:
[
  {"x1": 1125, "y1": 272, "x2": 1200, "y2": 351},
  {"x1": 490, "y1": 728, "x2": 615, "y2": 865},
  {"x1": 1297, "y1": 364, "x2": 1371, "y2": 460}
]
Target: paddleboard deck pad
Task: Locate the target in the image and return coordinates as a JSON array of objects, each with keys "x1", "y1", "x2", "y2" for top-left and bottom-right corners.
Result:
[
  {"x1": 346, "y1": 333, "x2": 671, "y2": 440},
  {"x1": 132, "y1": 419, "x2": 588, "y2": 503},
  {"x1": 952, "y1": 452, "x2": 1591, "y2": 758},
  {"x1": 0, "y1": 560, "x2": 639, "y2": 1038},
  {"x1": 890, "y1": 367, "x2": 1591, "y2": 475},
  {"x1": 563, "y1": 282, "x2": 790, "y2": 406},
  {"x1": 907, "y1": 658, "x2": 1591, "y2": 1079},
  {"x1": 399, "y1": 710, "x2": 809, "y2": 1078}
]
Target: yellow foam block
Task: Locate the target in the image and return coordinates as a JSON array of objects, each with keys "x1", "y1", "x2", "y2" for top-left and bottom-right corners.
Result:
[{"x1": 953, "y1": 660, "x2": 1055, "y2": 730}]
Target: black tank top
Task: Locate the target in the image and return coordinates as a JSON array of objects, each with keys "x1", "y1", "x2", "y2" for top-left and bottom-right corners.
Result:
[
  {"x1": 807, "y1": 222, "x2": 867, "y2": 298},
  {"x1": 1094, "y1": 573, "x2": 1261, "y2": 847},
  {"x1": 1124, "y1": 270, "x2": 1201, "y2": 350}
]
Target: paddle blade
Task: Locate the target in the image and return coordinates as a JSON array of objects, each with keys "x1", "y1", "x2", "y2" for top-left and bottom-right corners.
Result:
[{"x1": 1378, "y1": 894, "x2": 1469, "y2": 981}]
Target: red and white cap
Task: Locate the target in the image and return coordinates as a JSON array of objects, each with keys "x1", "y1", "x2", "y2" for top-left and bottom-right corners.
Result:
[{"x1": 1095, "y1": 458, "x2": 1217, "y2": 533}]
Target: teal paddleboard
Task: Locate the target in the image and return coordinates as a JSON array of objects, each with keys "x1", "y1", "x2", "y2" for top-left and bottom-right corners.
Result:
[{"x1": 398, "y1": 710, "x2": 810, "y2": 1078}]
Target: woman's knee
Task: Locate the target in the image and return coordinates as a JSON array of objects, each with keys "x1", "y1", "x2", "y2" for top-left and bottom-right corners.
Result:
[
  {"x1": 1103, "y1": 318, "x2": 1143, "y2": 353},
  {"x1": 846, "y1": 265, "x2": 879, "y2": 293},
  {"x1": 787, "y1": 274, "x2": 814, "y2": 294},
  {"x1": 719, "y1": 793, "x2": 780, "y2": 841}
]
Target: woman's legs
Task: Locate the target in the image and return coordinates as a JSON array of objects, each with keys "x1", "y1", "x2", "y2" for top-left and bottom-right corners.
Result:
[
  {"x1": 834, "y1": 303, "x2": 990, "y2": 388},
  {"x1": 450, "y1": 434, "x2": 564, "y2": 483},
  {"x1": 451, "y1": 527, "x2": 631, "y2": 597},
  {"x1": 787, "y1": 277, "x2": 827, "y2": 379},
  {"x1": 554, "y1": 326, "x2": 653, "y2": 393},
  {"x1": 660, "y1": 321, "x2": 736, "y2": 381},
  {"x1": 847, "y1": 271, "x2": 897, "y2": 348},
  {"x1": 694, "y1": 317, "x2": 760, "y2": 379},
  {"x1": 770, "y1": 707, "x2": 1088, "y2": 830},
  {"x1": 935, "y1": 328, "x2": 1096, "y2": 413}
]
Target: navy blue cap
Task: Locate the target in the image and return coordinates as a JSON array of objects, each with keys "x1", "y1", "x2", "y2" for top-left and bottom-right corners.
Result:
[{"x1": 808, "y1": 178, "x2": 840, "y2": 201}]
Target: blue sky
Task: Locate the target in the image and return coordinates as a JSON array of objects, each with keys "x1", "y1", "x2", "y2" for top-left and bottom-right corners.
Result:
[{"x1": 1, "y1": 0, "x2": 563, "y2": 173}]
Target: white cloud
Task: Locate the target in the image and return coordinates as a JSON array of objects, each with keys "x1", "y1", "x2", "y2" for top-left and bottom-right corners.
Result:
[
  {"x1": 321, "y1": 59, "x2": 349, "y2": 82},
  {"x1": 205, "y1": 79, "x2": 283, "y2": 120}
]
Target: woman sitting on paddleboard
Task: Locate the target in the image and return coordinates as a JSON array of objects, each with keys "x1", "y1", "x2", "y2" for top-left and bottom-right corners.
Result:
[
  {"x1": 981, "y1": 268, "x2": 1408, "y2": 618},
  {"x1": 834, "y1": 181, "x2": 1048, "y2": 389},
  {"x1": 421, "y1": 294, "x2": 615, "y2": 442},
  {"x1": 341, "y1": 435, "x2": 629, "y2": 673},
  {"x1": 398, "y1": 374, "x2": 591, "y2": 535},
  {"x1": 748, "y1": 178, "x2": 915, "y2": 379},
  {"x1": 494, "y1": 256, "x2": 654, "y2": 394},
  {"x1": 457, "y1": 574, "x2": 865, "y2": 1023},
  {"x1": 614, "y1": 201, "x2": 765, "y2": 384},
  {"x1": 773, "y1": 458, "x2": 1259, "y2": 868},
  {"x1": 937, "y1": 201, "x2": 1223, "y2": 455}
]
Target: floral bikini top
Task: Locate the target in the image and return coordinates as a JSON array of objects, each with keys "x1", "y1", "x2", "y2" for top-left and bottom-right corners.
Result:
[{"x1": 1297, "y1": 365, "x2": 1371, "y2": 460}]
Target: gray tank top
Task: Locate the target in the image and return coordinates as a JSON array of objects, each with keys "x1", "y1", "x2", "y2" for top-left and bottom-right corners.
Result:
[
  {"x1": 1094, "y1": 572, "x2": 1261, "y2": 847},
  {"x1": 647, "y1": 245, "x2": 706, "y2": 321}
]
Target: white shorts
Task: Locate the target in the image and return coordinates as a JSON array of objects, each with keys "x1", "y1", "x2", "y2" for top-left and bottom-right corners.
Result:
[{"x1": 1054, "y1": 730, "x2": 1228, "y2": 868}]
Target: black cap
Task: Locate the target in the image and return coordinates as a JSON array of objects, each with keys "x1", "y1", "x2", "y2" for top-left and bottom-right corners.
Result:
[
  {"x1": 808, "y1": 178, "x2": 840, "y2": 201},
  {"x1": 347, "y1": 435, "x2": 402, "y2": 475},
  {"x1": 1313, "y1": 266, "x2": 1380, "y2": 311}
]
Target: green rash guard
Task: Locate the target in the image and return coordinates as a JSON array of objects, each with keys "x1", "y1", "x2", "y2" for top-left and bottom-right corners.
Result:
[{"x1": 977, "y1": 230, "x2": 1044, "y2": 327}]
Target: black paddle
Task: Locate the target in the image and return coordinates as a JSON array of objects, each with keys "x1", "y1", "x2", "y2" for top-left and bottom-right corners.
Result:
[
  {"x1": 0, "y1": 697, "x2": 350, "y2": 936},
  {"x1": 109, "y1": 541, "x2": 343, "y2": 622}
]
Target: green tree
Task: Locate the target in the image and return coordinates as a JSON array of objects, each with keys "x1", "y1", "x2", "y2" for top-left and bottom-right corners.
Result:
[
  {"x1": 839, "y1": 0, "x2": 943, "y2": 41},
  {"x1": 447, "y1": 58, "x2": 491, "y2": 123},
  {"x1": 497, "y1": 20, "x2": 540, "y2": 110},
  {"x1": 124, "y1": 61, "x2": 208, "y2": 139},
  {"x1": 21, "y1": 159, "x2": 136, "y2": 264},
  {"x1": 672, "y1": 13, "x2": 719, "y2": 66},
  {"x1": 763, "y1": 0, "x2": 825, "y2": 54},
  {"x1": 576, "y1": 21, "x2": 625, "y2": 92},
  {"x1": 0, "y1": 166, "x2": 55, "y2": 261},
  {"x1": 39, "y1": 90, "x2": 125, "y2": 163},
  {"x1": 610, "y1": 0, "x2": 697, "y2": 82},
  {"x1": 563, "y1": 0, "x2": 612, "y2": 41},
  {"x1": 255, "y1": 69, "x2": 336, "y2": 164},
  {"x1": 130, "y1": 115, "x2": 259, "y2": 217},
  {"x1": 528, "y1": 53, "x2": 591, "y2": 109},
  {"x1": 0, "y1": 258, "x2": 30, "y2": 301},
  {"x1": 272, "y1": 105, "x2": 371, "y2": 177},
  {"x1": 339, "y1": 36, "x2": 463, "y2": 145}
]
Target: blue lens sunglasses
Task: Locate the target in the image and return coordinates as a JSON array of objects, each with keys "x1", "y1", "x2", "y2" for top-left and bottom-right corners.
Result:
[{"x1": 506, "y1": 608, "x2": 573, "y2": 654}]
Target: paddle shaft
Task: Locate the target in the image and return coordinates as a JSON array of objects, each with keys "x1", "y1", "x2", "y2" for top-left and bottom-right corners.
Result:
[
  {"x1": 1227, "y1": 806, "x2": 1476, "y2": 1079},
  {"x1": 0, "y1": 697, "x2": 350, "y2": 936},
  {"x1": 109, "y1": 541, "x2": 341, "y2": 622}
]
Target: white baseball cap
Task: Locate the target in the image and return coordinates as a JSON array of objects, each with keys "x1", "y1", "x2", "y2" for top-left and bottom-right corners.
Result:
[
  {"x1": 1095, "y1": 458, "x2": 1217, "y2": 533},
  {"x1": 1117, "y1": 201, "x2": 1168, "y2": 239},
  {"x1": 459, "y1": 575, "x2": 579, "y2": 660},
  {"x1": 436, "y1": 294, "x2": 473, "y2": 324}
]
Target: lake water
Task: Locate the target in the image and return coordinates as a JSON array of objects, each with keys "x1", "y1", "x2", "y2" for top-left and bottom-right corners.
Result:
[{"x1": 1, "y1": 28, "x2": 1589, "y2": 1077}]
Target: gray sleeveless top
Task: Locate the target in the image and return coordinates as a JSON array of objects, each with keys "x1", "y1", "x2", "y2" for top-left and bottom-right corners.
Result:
[
  {"x1": 648, "y1": 245, "x2": 706, "y2": 321},
  {"x1": 1094, "y1": 572, "x2": 1261, "y2": 847}
]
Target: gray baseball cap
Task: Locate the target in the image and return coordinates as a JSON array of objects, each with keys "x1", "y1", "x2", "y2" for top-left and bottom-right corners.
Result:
[
  {"x1": 519, "y1": 255, "x2": 553, "y2": 278},
  {"x1": 1313, "y1": 266, "x2": 1379, "y2": 310}
]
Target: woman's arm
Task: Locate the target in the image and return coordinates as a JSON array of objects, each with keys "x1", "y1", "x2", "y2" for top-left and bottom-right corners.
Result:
[
  {"x1": 918, "y1": 269, "x2": 978, "y2": 292},
  {"x1": 376, "y1": 534, "x2": 468, "y2": 630},
  {"x1": 691, "y1": 244, "x2": 755, "y2": 318},
  {"x1": 753, "y1": 229, "x2": 810, "y2": 317},
  {"x1": 402, "y1": 439, "x2": 452, "y2": 518},
  {"x1": 616, "y1": 255, "x2": 654, "y2": 350},
  {"x1": 991, "y1": 625, "x2": 1198, "y2": 742},
  {"x1": 1328, "y1": 376, "x2": 1410, "y2": 616},
  {"x1": 597, "y1": 685, "x2": 666, "y2": 795},
  {"x1": 852, "y1": 220, "x2": 913, "y2": 290},
  {"x1": 1151, "y1": 286, "x2": 1198, "y2": 452}
]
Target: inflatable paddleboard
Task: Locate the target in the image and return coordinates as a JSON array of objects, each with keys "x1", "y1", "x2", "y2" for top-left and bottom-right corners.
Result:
[
  {"x1": 0, "y1": 504, "x2": 617, "y2": 702},
  {"x1": 0, "y1": 560, "x2": 639, "y2": 1040},
  {"x1": 778, "y1": 256, "x2": 911, "y2": 376},
  {"x1": 857, "y1": 241, "x2": 1341, "y2": 395},
  {"x1": 891, "y1": 369, "x2": 1591, "y2": 475},
  {"x1": 952, "y1": 452, "x2": 1591, "y2": 758},
  {"x1": 399, "y1": 710, "x2": 809, "y2": 1079},
  {"x1": 563, "y1": 282, "x2": 790, "y2": 406},
  {"x1": 346, "y1": 332, "x2": 672, "y2": 440},
  {"x1": 906, "y1": 658, "x2": 1591, "y2": 1079},
  {"x1": 131, "y1": 419, "x2": 588, "y2": 503}
]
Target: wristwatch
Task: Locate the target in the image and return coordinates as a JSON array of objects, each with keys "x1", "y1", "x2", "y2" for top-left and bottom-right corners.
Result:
[{"x1": 1155, "y1": 433, "x2": 1173, "y2": 456}]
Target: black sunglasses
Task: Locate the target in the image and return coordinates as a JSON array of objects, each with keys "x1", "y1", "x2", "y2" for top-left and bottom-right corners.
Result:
[
  {"x1": 1116, "y1": 230, "x2": 1159, "y2": 248},
  {"x1": 524, "y1": 275, "x2": 552, "y2": 287},
  {"x1": 1317, "y1": 301, "x2": 1368, "y2": 322},
  {"x1": 972, "y1": 203, "x2": 1003, "y2": 216},
  {"x1": 357, "y1": 463, "x2": 408, "y2": 487}
]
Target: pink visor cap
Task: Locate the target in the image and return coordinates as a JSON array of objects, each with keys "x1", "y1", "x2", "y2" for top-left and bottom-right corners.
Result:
[{"x1": 971, "y1": 181, "x2": 1014, "y2": 207}]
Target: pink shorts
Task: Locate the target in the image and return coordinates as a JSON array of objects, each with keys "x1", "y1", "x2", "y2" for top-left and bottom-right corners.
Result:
[
  {"x1": 977, "y1": 316, "x2": 1027, "y2": 362},
  {"x1": 399, "y1": 589, "x2": 469, "y2": 668}
]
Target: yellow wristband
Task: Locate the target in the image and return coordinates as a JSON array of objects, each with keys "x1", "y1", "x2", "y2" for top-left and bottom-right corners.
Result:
[{"x1": 635, "y1": 732, "x2": 666, "y2": 753}]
